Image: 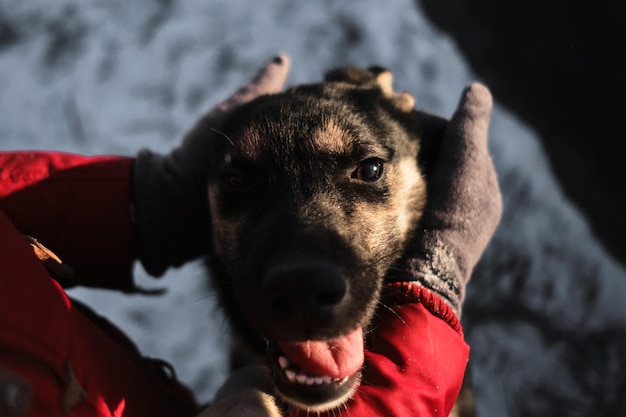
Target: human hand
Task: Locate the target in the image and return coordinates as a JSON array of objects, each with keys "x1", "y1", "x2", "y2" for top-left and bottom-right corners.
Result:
[
  {"x1": 196, "y1": 366, "x2": 283, "y2": 417},
  {"x1": 133, "y1": 55, "x2": 290, "y2": 277},
  {"x1": 388, "y1": 83, "x2": 502, "y2": 315},
  {"x1": 316, "y1": 84, "x2": 501, "y2": 417}
]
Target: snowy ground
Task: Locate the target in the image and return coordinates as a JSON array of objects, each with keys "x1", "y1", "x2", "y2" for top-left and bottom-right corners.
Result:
[{"x1": 1, "y1": 1, "x2": 625, "y2": 415}]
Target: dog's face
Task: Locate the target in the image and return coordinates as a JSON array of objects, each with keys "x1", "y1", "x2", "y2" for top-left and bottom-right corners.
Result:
[{"x1": 207, "y1": 67, "x2": 427, "y2": 412}]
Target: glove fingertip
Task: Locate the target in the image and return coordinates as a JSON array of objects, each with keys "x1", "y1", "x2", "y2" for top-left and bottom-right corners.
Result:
[
  {"x1": 212, "y1": 54, "x2": 290, "y2": 114},
  {"x1": 458, "y1": 82, "x2": 493, "y2": 120},
  {"x1": 444, "y1": 82, "x2": 493, "y2": 154},
  {"x1": 253, "y1": 53, "x2": 290, "y2": 92},
  {"x1": 270, "y1": 53, "x2": 290, "y2": 69}
]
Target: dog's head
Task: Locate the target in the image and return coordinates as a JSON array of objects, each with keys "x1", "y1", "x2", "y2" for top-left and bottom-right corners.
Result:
[{"x1": 207, "y1": 67, "x2": 428, "y2": 412}]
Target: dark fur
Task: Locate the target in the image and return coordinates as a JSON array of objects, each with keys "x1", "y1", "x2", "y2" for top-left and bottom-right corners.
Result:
[{"x1": 205, "y1": 67, "x2": 434, "y2": 411}]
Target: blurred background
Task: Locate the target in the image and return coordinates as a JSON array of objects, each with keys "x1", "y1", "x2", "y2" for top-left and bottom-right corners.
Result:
[{"x1": 1, "y1": 0, "x2": 624, "y2": 415}]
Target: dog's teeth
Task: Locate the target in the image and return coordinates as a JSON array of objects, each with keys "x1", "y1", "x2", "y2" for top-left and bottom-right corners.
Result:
[
  {"x1": 278, "y1": 356, "x2": 289, "y2": 370},
  {"x1": 282, "y1": 365, "x2": 344, "y2": 386}
]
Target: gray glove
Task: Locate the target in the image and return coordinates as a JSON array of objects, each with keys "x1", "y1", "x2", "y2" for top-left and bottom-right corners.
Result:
[
  {"x1": 396, "y1": 83, "x2": 502, "y2": 315},
  {"x1": 133, "y1": 55, "x2": 290, "y2": 277}
]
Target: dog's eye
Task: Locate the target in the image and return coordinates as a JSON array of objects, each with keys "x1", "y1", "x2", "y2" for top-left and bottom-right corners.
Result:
[
  {"x1": 352, "y1": 158, "x2": 384, "y2": 182},
  {"x1": 222, "y1": 174, "x2": 248, "y2": 188}
]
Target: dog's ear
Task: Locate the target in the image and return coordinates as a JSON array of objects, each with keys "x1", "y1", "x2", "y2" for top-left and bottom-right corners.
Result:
[
  {"x1": 324, "y1": 67, "x2": 377, "y2": 85},
  {"x1": 324, "y1": 67, "x2": 415, "y2": 113},
  {"x1": 368, "y1": 67, "x2": 415, "y2": 113}
]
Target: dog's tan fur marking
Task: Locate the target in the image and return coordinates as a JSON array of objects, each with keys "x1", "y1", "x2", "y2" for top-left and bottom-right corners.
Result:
[
  {"x1": 235, "y1": 128, "x2": 263, "y2": 161},
  {"x1": 394, "y1": 157, "x2": 426, "y2": 238},
  {"x1": 347, "y1": 157, "x2": 425, "y2": 257},
  {"x1": 312, "y1": 120, "x2": 351, "y2": 155}
]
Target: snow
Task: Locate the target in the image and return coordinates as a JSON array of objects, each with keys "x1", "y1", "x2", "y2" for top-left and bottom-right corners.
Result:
[{"x1": 1, "y1": 0, "x2": 624, "y2": 414}]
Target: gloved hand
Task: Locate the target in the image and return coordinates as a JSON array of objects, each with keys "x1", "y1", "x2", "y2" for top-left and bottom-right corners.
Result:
[
  {"x1": 331, "y1": 84, "x2": 501, "y2": 417},
  {"x1": 133, "y1": 55, "x2": 290, "y2": 277},
  {"x1": 196, "y1": 366, "x2": 283, "y2": 417},
  {"x1": 387, "y1": 82, "x2": 502, "y2": 316}
]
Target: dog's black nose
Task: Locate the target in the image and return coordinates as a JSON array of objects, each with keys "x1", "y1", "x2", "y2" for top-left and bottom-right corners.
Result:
[{"x1": 263, "y1": 262, "x2": 347, "y2": 323}]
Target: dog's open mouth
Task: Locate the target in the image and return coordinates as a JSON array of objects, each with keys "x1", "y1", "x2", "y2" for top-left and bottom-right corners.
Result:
[{"x1": 267, "y1": 327, "x2": 364, "y2": 411}]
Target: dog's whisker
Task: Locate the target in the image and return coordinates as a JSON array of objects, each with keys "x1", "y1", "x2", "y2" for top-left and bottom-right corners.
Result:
[
  {"x1": 376, "y1": 300, "x2": 407, "y2": 327},
  {"x1": 363, "y1": 323, "x2": 378, "y2": 336},
  {"x1": 342, "y1": 399, "x2": 350, "y2": 413},
  {"x1": 353, "y1": 381, "x2": 379, "y2": 408},
  {"x1": 207, "y1": 126, "x2": 234, "y2": 147},
  {"x1": 217, "y1": 316, "x2": 232, "y2": 339}
]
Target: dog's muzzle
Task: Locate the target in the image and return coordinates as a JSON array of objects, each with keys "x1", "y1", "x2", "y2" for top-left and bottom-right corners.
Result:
[{"x1": 257, "y1": 260, "x2": 365, "y2": 411}]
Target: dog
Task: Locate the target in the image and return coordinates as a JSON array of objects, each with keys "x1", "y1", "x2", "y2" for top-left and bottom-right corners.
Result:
[{"x1": 205, "y1": 66, "x2": 438, "y2": 413}]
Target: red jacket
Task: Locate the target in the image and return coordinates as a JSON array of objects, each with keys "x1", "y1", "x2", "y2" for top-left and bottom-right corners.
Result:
[{"x1": 0, "y1": 151, "x2": 468, "y2": 417}]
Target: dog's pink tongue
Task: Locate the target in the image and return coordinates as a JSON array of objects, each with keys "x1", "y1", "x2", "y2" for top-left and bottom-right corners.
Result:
[{"x1": 278, "y1": 327, "x2": 364, "y2": 378}]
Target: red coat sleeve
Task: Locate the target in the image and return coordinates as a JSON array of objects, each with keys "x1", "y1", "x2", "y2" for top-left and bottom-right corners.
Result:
[
  {"x1": 0, "y1": 210, "x2": 199, "y2": 416},
  {"x1": 0, "y1": 151, "x2": 136, "y2": 291}
]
